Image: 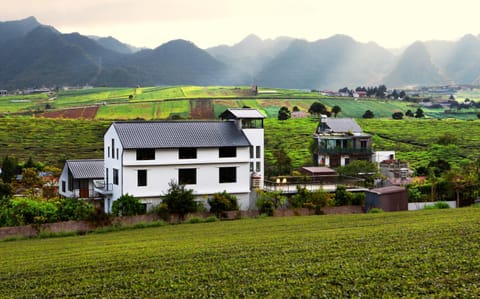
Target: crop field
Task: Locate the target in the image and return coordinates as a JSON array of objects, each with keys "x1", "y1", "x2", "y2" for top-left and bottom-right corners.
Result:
[
  {"x1": 0, "y1": 208, "x2": 479, "y2": 297},
  {"x1": 0, "y1": 117, "x2": 108, "y2": 166},
  {"x1": 54, "y1": 88, "x2": 134, "y2": 108}
]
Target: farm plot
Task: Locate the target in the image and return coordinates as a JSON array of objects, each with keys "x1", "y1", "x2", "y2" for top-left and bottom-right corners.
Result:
[
  {"x1": 55, "y1": 87, "x2": 134, "y2": 108},
  {"x1": 38, "y1": 106, "x2": 99, "y2": 119},
  {"x1": 96, "y1": 103, "x2": 156, "y2": 120},
  {"x1": 0, "y1": 208, "x2": 479, "y2": 297}
]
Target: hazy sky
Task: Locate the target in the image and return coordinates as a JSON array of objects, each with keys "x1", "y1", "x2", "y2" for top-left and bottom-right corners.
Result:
[{"x1": 1, "y1": 0, "x2": 479, "y2": 49}]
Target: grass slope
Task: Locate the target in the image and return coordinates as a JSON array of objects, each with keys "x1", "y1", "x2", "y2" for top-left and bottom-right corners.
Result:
[{"x1": 0, "y1": 209, "x2": 479, "y2": 297}]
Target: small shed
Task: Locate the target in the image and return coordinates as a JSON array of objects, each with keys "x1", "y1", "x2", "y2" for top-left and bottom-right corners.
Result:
[{"x1": 365, "y1": 186, "x2": 408, "y2": 212}]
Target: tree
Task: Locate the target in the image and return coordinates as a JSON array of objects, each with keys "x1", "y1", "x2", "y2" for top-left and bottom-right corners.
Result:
[
  {"x1": 308, "y1": 102, "x2": 328, "y2": 115},
  {"x1": 399, "y1": 90, "x2": 406, "y2": 98},
  {"x1": 277, "y1": 106, "x2": 291, "y2": 120},
  {"x1": 337, "y1": 160, "x2": 378, "y2": 187},
  {"x1": 334, "y1": 185, "x2": 353, "y2": 206},
  {"x1": 292, "y1": 106, "x2": 300, "y2": 112},
  {"x1": 1, "y1": 156, "x2": 17, "y2": 183},
  {"x1": 362, "y1": 110, "x2": 374, "y2": 119},
  {"x1": 436, "y1": 132, "x2": 458, "y2": 146},
  {"x1": 162, "y1": 181, "x2": 197, "y2": 220},
  {"x1": 415, "y1": 108, "x2": 425, "y2": 118},
  {"x1": 405, "y1": 110, "x2": 414, "y2": 117},
  {"x1": 392, "y1": 112, "x2": 404, "y2": 120},
  {"x1": 111, "y1": 193, "x2": 145, "y2": 216},
  {"x1": 331, "y1": 105, "x2": 342, "y2": 117},
  {"x1": 272, "y1": 148, "x2": 292, "y2": 175},
  {"x1": 21, "y1": 168, "x2": 42, "y2": 197},
  {"x1": 376, "y1": 85, "x2": 387, "y2": 98}
]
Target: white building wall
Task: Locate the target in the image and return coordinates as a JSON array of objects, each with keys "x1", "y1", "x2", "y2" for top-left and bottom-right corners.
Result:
[
  {"x1": 58, "y1": 166, "x2": 72, "y2": 198},
  {"x1": 242, "y1": 128, "x2": 264, "y2": 188},
  {"x1": 103, "y1": 126, "x2": 124, "y2": 213}
]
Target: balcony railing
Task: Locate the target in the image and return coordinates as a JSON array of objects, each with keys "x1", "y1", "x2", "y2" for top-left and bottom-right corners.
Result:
[
  {"x1": 263, "y1": 175, "x2": 365, "y2": 194},
  {"x1": 317, "y1": 147, "x2": 373, "y2": 155},
  {"x1": 93, "y1": 180, "x2": 113, "y2": 195}
]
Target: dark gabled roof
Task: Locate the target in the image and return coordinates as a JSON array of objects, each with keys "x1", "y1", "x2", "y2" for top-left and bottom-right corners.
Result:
[
  {"x1": 220, "y1": 108, "x2": 265, "y2": 119},
  {"x1": 66, "y1": 159, "x2": 104, "y2": 179},
  {"x1": 325, "y1": 118, "x2": 363, "y2": 133},
  {"x1": 113, "y1": 121, "x2": 251, "y2": 149}
]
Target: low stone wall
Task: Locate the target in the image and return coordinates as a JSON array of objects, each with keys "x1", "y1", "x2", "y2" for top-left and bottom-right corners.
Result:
[
  {"x1": 0, "y1": 206, "x2": 364, "y2": 240},
  {"x1": 321, "y1": 205, "x2": 364, "y2": 214}
]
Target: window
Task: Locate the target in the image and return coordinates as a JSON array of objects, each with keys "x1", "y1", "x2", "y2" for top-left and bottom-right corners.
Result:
[
  {"x1": 137, "y1": 170, "x2": 147, "y2": 186},
  {"x1": 250, "y1": 162, "x2": 254, "y2": 172},
  {"x1": 219, "y1": 167, "x2": 236, "y2": 183},
  {"x1": 68, "y1": 171, "x2": 73, "y2": 192},
  {"x1": 61, "y1": 181, "x2": 66, "y2": 193},
  {"x1": 360, "y1": 140, "x2": 367, "y2": 149},
  {"x1": 106, "y1": 168, "x2": 109, "y2": 185},
  {"x1": 107, "y1": 146, "x2": 110, "y2": 158},
  {"x1": 136, "y1": 148, "x2": 155, "y2": 160},
  {"x1": 112, "y1": 139, "x2": 115, "y2": 159},
  {"x1": 241, "y1": 119, "x2": 263, "y2": 129},
  {"x1": 250, "y1": 146, "x2": 254, "y2": 159},
  {"x1": 179, "y1": 168, "x2": 196, "y2": 185},
  {"x1": 113, "y1": 169, "x2": 119, "y2": 185},
  {"x1": 256, "y1": 146, "x2": 261, "y2": 158},
  {"x1": 256, "y1": 162, "x2": 261, "y2": 172},
  {"x1": 179, "y1": 148, "x2": 197, "y2": 159},
  {"x1": 116, "y1": 148, "x2": 119, "y2": 160},
  {"x1": 219, "y1": 147, "x2": 236, "y2": 158}
]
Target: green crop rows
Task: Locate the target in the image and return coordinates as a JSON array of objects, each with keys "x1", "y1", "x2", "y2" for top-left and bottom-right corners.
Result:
[{"x1": 0, "y1": 208, "x2": 479, "y2": 297}]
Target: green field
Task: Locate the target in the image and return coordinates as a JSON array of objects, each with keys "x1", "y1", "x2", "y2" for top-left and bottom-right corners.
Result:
[{"x1": 1, "y1": 208, "x2": 479, "y2": 297}]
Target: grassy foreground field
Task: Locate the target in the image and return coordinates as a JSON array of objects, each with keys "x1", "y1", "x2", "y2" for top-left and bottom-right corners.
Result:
[{"x1": 0, "y1": 208, "x2": 479, "y2": 297}]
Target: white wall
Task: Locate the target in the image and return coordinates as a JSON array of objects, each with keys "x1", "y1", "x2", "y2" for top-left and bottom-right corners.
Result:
[
  {"x1": 103, "y1": 125, "x2": 124, "y2": 212},
  {"x1": 242, "y1": 128, "x2": 264, "y2": 188},
  {"x1": 408, "y1": 201, "x2": 456, "y2": 210}
]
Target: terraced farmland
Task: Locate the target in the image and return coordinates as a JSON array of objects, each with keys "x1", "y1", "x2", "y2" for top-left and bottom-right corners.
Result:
[{"x1": 1, "y1": 208, "x2": 479, "y2": 297}]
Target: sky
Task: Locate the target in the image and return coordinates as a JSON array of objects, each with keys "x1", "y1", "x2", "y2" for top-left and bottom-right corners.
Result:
[{"x1": 1, "y1": 0, "x2": 479, "y2": 49}]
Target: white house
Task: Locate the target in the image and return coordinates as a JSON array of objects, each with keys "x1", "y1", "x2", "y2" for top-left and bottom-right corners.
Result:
[
  {"x1": 96, "y1": 108, "x2": 265, "y2": 212},
  {"x1": 59, "y1": 159, "x2": 104, "y2": 199}
]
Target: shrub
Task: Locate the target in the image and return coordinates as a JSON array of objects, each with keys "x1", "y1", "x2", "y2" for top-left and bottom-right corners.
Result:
[
  {"x1": 205, "y1": 215, "x2": 219, "y2": 223},
  {"x1": 56, "y1": 198, "x2": 95, "y2": 221},
  {"x1": 334, "y1": 185, "x2": 353, "y2": 206},
  {"x1": 368, "y1": 208, "x2": 384, "y2": 213},
  {"x1": 111, "y1": 194, "x2": 146, "y2": 217},
  {"x1": 186, "y1": 216, "x2": 203, "y2": 224},
  {"x1": 9, "y1": 198, "x2": 58, "y2": 225},
  {"x1": 208, "y1": 191, "x2": 239, "y2": 217},
  {"x1": 162, "y1": 181, "x2": 197, "y2": 221},
  {"x1": 151, "y1": 203, "x2": 169, "y2": 221},
  {"x1": 256, "y1": 191, "x2": 286, "y2": 216},
  {"x1": 424, "y1": 201, "x2": 450, "y2": 210}
]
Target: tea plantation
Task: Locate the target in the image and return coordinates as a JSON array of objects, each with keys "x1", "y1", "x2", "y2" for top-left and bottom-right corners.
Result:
[{"x1": 1, "y1": 208, "x2": 479, "y2": 297}]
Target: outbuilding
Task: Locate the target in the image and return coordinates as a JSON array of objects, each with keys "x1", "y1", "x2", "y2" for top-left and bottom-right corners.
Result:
[{"x1": 365, "y1": 186, "x2": 408, "y2": 212}]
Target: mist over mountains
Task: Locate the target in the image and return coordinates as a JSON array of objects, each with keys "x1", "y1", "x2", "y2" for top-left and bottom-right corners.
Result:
[{"x1": 1, "y1": 16, "x2": 480, "y2": 90}]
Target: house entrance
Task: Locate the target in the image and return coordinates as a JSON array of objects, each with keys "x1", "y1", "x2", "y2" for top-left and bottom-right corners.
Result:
[{"x1": 79, "y1": 180, "x2": 89, "y2": 198}]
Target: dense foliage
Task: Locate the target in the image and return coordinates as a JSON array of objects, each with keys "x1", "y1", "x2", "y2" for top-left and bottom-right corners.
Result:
[
  {"x1": 111, "y1": 194, "x2": 146, "y2": 217},
  {"x1": 0, "y1": 209, "x2": 479, "y2": 297},
  {"x1": 162, "y1": 181, "x2": 197, "y2": 220},
  {"x1": 207, "y1": 191, "x2": 239, "y2": 217}
]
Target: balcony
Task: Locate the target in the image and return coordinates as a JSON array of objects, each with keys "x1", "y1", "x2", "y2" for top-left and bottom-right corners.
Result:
[
  {"x1": 263, "y1": 175, "x2": 366, "y2": 194},
  {"x1": 317, "y1": 147, "x2": 373, "y2": 155},
  {"x1": 93, "y1": 180, "x2": 113, "y2": 195}
]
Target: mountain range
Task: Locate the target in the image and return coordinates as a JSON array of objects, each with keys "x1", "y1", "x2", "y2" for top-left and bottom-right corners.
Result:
[{"x1": 1, "y1": 16, "x2": 480, "y2": 90}]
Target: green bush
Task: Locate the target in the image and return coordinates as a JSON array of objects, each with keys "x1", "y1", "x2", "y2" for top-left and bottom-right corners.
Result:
[
  {"x1": 185, "y1": 216, "x2": 203, "y2": 224},
  {"x1": 151, "y1": 203, "x2": 170, "y2": 221},
  {"x1": 10, "y1": 198, "x2": 58, "y2": 225},
  {"x1": 256, "y1": 191, "x2": 286, "y2": 216},
  {"x1": 111, "y1": 194, "x2": 146, "y2": 217},
  {"x1": 368, "y1": 208, "x2": 384, "y2": 213},
  {"x1": 208, "y1": 191, "x2": 239, "y2": 217},
  {"x1": 205, "y1": 215, "x2": 219, "y2": 223},
  {"x1": 424, "y1": 201, "x2": 450, "y2": 210},
  {"x1": 162, "y1": 181, "x2": 197, "y2": 221},
  {"x1": 56, "y1": 198, "x2": 95, "y2": 221}
]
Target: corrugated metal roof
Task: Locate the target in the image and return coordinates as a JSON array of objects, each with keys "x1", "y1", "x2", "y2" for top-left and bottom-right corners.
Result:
[
  {"x1": 113, "y1": 121, "x2": 251, "y2": 149},
  {"x1": 368, "y1": 186, "x2": 406, "y2": 195},
  {"x1": 66, "y1": 159, "x2": 104, "y2": 179},
  {"x1": 326, "y1": 118, "x2": 363, "y2": 133},
  {"x1": 223, "y1": 108, "x2": 265, "y2": 119}
]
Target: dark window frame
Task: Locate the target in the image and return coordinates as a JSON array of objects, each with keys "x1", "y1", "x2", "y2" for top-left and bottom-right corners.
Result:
[
  {"x1": 113, "y1": 168, "x2": 119, "y2": 185},
  {"x1": 179, "y1": 168, "x2": 197, "y2": 185},
  {"x1": 219, "y1": 146, "x2": 236, "y2": 158},
  {"x1": 136, "y1": 148, "x2": 155, "y2": 160},
  {"x1": 137, "y1": 169, "x2": 147, "y2": 187},
  {"x1": 219, "y1": 167, "x2": 237, "y2": 183},
  {"x1": 179, "y1": 148, "x2": 197, "y2": 159}
]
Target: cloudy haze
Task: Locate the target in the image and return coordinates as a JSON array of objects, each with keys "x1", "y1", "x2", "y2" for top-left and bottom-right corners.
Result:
[{"x1": 1, "y1": 0, "x2": 479, "y2": 49}]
